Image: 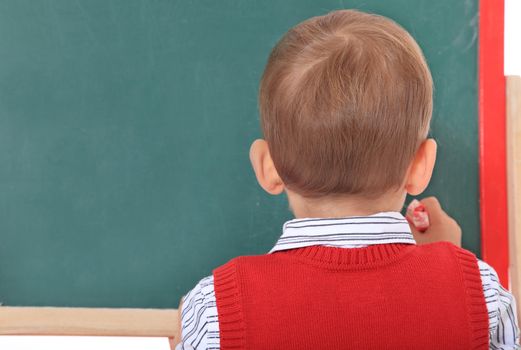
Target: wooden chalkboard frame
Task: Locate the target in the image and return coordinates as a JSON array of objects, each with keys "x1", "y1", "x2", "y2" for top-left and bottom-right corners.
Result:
[
  {"x1": 507, "y1": 75, "x2": 521, "y2": 321},
  {"x1": 0, "y1": 307, "x2": 179, "y2": 338}
]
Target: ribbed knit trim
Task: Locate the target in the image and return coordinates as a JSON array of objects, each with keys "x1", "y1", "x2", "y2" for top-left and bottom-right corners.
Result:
[
  {"x1": 452, "y1": 246, "x2": 490, "y2": 349},
  {"x1": 281, "y1": 243, "x2": 415, "y2": 267},
  {"x1": 213, "y1": 261, "x2": 245, "y2": 350}
]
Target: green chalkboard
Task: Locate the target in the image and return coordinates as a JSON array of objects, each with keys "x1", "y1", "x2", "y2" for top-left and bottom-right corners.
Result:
[{"x1": 0, "y1": 0, "x2": 479, "y2": 308}]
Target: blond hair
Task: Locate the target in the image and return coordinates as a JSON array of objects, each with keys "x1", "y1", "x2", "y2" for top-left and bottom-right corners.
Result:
[{"x1": 259, "y1": 10, "x2": 433, "y2": 198}]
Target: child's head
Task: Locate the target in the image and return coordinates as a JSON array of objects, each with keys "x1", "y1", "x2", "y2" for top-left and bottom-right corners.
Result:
[{"x1": 250, "y1": 10, "x2": 437, "y2": 215}]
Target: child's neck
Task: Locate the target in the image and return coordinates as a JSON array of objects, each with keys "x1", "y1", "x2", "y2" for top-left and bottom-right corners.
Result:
[{"x1": 286, "y1": 190, "x2": 406, "y2": 219}]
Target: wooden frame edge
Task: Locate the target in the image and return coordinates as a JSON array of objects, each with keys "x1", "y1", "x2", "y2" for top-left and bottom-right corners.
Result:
[
  {"x1": 507, "y1": 75, "x2": 521, "y2": 314},
  {"x1": 0, "y1": 307, "x2": 179, "y2": 338}
]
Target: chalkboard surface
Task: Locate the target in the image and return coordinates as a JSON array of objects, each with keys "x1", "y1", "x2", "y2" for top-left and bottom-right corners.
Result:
[{"x1": 0, "y1": 0, "x2": 478, "y2": 307}]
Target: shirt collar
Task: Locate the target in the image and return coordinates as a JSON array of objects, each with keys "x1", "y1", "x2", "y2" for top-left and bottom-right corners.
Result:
[{"x1": 270, "y1": 211, "x2": 415, "y2": 254}]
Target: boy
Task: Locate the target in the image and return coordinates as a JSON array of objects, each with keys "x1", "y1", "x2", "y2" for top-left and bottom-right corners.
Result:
[{"x1": 174, "y1": 10, "x2": 519, "y2": 349}]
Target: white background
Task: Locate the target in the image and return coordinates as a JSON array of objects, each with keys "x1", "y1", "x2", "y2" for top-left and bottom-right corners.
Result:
[
  {"x1": 505, "y1": 0, "x2": 521, "y2": 75},
  {"x1": 0, "y1": 336, "x2": 171, "y2": 350},
  {"x1": 2, "y1": 1, "x2": 520, "y2": 349}
]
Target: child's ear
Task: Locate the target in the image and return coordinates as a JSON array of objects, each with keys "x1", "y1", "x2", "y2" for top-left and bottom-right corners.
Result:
[
  {"x1": 405, "y1": 139, "x2": 437, "y2": 196},
  {"x1": 249, "y1": 139, "x2": 285, "y2": 195}
]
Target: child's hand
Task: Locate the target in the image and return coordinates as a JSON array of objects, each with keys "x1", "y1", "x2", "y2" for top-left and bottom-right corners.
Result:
[{"x1": 408, "y1": 197, "x2": 462, "y2": 247}]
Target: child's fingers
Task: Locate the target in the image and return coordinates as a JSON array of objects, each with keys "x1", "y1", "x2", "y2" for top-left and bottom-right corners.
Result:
[
  {"x1": 408, "y1": 222, "x2": 422, "y2": 237},
  {"x1": 419, "y1": 197, "x2": 445, "y2": 224},
  {"x1": 409, "y1": 197, "x2": 462, "y2": 247},
  {"x1": 419, "y1": 196, "x2": 441, "y2": 211}
]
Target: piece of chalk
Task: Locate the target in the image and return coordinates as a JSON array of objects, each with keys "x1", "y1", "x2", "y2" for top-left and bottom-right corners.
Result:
[{"x1": 406, "y1": 199, "x2": 430, "y2": 232}]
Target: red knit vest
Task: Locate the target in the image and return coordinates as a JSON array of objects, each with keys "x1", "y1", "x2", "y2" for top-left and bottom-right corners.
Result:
[{"x1": 213, "y1": 242, "x2": 489, "y2": 350}]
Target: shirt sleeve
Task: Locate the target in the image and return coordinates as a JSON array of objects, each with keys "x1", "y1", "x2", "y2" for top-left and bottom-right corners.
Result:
[
  {"x1": 175, "y1": 275, "x2": 220, "y2": 350},
  {"x1": 478, "y1": 260, "x2": 520, "y2": 349}
]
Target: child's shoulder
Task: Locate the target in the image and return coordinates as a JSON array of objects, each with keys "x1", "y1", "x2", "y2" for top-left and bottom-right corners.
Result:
[
  {"x1": 213, "y1": 253, "x2": 280, "y2": 272},
  {"x1": 416, "y1": 241, "x2": 478, "y2": 259}
]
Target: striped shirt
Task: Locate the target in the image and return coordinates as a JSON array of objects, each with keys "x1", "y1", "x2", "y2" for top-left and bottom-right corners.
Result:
[{"x1": 176, "y1": 212, "x2": 520, "y2": 350}]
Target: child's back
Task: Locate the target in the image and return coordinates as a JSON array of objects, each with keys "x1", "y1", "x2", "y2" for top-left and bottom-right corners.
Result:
[{"x1": 175, "y1": 10, "x2": 519, "y2": 350}]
